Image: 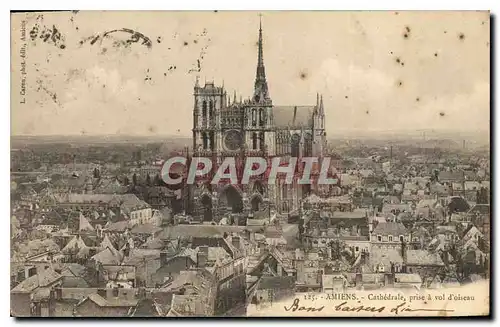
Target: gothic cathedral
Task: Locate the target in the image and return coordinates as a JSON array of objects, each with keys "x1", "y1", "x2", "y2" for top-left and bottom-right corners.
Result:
[{"x1": 187, "y1": 18, "x2": 328, "y2": 223}]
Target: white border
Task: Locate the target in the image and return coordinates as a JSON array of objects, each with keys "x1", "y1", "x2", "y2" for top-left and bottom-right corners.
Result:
[{"x1": 2, "y1": 1, "x2": 498, "y2": 326}]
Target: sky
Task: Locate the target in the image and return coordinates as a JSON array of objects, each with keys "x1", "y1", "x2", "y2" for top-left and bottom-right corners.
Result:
[{"x1": 11, "y1": 11, "x2": 490, "y2": 136}]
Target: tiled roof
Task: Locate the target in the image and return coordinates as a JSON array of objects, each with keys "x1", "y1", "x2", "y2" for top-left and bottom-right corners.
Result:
[
  {"x1": 372, "y1": 222, "x2": 407, "y2": 236},
  {"x1": 131, "y1": 223, "x2": 162, "y2": 235},
  {"x1": 91, "y1": 248, "x2": 122, "y2": 265},
  {"x1": 11, "y1": 268, "x2": 62, "y2": 293},
  {"x1": 61, "y1": 276, "x2": 90, "y2": 288},
  {"x1": 406, "y1": 250, "x2": 444, "y2": 266},
  {"x1": 257, "y1": 276, "x2": 295, "y2": 290},
  {"x1": 83, "y1": 293, "x2": 138, "y2": 307},
  {"x1": 272, "y1": 106, "x2": 314, "y2": 128},
  {"x1": 370, "y1": 248, "x2": 404, "y2": 268}
]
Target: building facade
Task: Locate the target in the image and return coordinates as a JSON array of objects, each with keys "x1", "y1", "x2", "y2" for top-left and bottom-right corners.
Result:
[{"x1": 186, "y1": 19, "x2": 328, "y2": 222}]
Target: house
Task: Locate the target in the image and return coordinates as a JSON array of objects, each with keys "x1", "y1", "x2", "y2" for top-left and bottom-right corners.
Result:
[
  {"x1": 404, "y1": 249, "x2": 445, "y2": 285},
  {"x1": 74, "y1": 292, "x2": 138, "y2": 317},
  {"x1": 11, "y1": 267, "x2": 63, "y2": 317},
  {"x1": 248, "y1": 276, "x2": 295, "y2": 306},
  {"x1": 370, "y1": 222, "x2": 410, "y2": 250}
]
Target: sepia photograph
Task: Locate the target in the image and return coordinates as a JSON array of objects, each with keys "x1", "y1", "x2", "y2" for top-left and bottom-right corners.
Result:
[{"x1": 9, "y1": 10, "x2": 490, "y2": 317}]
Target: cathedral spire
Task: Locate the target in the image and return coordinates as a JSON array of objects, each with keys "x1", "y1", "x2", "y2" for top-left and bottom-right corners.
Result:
[
  {"x1": 253, "y1": 14, "x2": 270, "y2": 103},
  {"x1": 319, "y1": 95, "x2": 324, "y2": 115}
]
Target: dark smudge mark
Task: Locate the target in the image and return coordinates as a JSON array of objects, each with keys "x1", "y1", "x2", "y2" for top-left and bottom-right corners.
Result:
[
  {"x1": 157, "y1": 36, "x2": 162, "y2": 43},
  {"x1": 30, "y1": 22, "x2": 66, "y2": 49},
  {"x1": 214, "y1": 10, "x2": 218, "y2": 13},
  {"x1": 401, "y1": 62, "x2": 405, "y2": 66},
  {"x1": 345, "y1": 96, "x2": 349, "y2": 99},
  {"x1": 81, "y1": 28, "x2": 153, "y2": 49},
  {"x1": 397, "y1": 80, "x2": 403, "y2": 87},
  {"x1": 458, "y1": 33, "x2": 465, "y2": 40},
  {"x1": 395, "y1": 57, "x2": 401, "y2": 64},
  {"x1": 193, "y1": 39, "x2": 198, "y2": 44},
  {"x1": 416, "y1": 97, "x2": 420, "y2": 102},
  {"x1": 299, "y1": 71, "x2": 308, "y2": 80},
  {"x1": 144, "y1": 69, "x2": 152, "y2": 82},
  {"x1": 434, "y1": 52, "x2": 438, "y2": 57},
  {"x1": 403, "y1": 26, "x2": 410, "y2": 39},
  {"x1": 165, "y1": 65, "x2": 177, "y2": 75},
  {"x1": 365, "y1": 110, "x2": 369, "y2": 115},
  {"x1": 148, "y1": 125, "x2": 157, "y2": 133},
  {"x1": 183, "y1": 41, "x2": 189, "y2": 46},
  {"x1": 439, "y1": 112, "x2": 445, "y2": 117},
  {"x1": 35, "y1": 78, "x2": 59, "y2": 105},
  {"x1": 444, "y1": 30, "x2": 447, "y2": 34}
]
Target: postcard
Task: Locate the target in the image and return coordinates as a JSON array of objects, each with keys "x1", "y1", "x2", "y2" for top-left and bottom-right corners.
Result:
[{"x1": 10, "y1": 11, "x2": 490, "y2": 317}]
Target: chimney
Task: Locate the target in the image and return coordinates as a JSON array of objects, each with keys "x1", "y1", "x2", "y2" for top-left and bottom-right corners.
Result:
[
  {"x1": 231, "y1": 236, "x2": 240, "y2": 249},
  {"x1": 197, "y1": 246, "x2": 208, "y2": 268}
]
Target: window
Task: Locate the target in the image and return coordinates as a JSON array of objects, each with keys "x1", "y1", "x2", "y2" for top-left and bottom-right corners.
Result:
[
  {"x1": 388, "y1": 235, "x2": 393, "y2": 242},
  {"x1": 252, "y1": 109, "x2": 257, "y2": 126},
  {"x1": 259, "y1": 108, "x2": 264, "y2": 126},
  {"x1": 377, "y1": 235, "x2": 382, "y2": 242},
  {"x1": 355, "y1": 246, "x2": 359, "y2": 252},
  {"x1": 399, "y1": 235, "x2": 404, "y2": 242},
  {"x1": 112, "y1": 288, "x2": 119, "y2": 297},
  {"x1": 252, "y1": 132, "x2": 258, "y2": 150},
  {"x1": 202, "y1": 101, "x2": 207, "y2": 119}
]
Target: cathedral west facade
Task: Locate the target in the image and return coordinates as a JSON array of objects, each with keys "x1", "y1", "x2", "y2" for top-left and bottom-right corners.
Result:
[{"x1": 186, "y1": 19, "x2": 328, "y2": 222}]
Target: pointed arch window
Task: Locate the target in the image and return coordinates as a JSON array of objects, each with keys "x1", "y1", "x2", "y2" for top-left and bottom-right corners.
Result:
[
  {"x1": 252, "y1": 132, "x2": 258, "y2": 150},
  {"x1": 259, "y1": 132, "x2": 265, "y2": 150},
  {"x1": 252, "y1": 109, "x2": 257, "y2": 126},
  {"x1": 208, "y1": 100, "x2": 214, "y2": 121},
  {"x1": 202, "y1": 133, "x2": 208, "y2": 150},
  {"x1": 208, "y1": 132, "x2": 214, "y2": 151},
  {"x1": 259, "y1": 109, "x2": 264, "y2": 126}
]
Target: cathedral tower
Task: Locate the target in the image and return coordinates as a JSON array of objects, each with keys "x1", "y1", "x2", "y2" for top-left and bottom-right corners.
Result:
[{"x1": 193, "y1": 78, "x2": 227, "y2": 156}]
